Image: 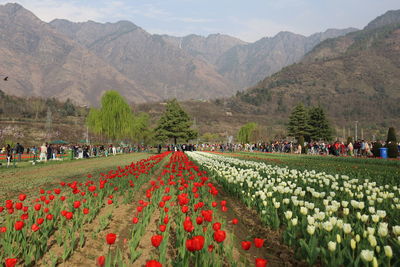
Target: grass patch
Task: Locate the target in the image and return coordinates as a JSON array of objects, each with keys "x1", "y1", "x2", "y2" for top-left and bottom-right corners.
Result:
[
  {"x1": 234, "y1": 152, "x2": 400, "y2": 185},
  {"x1": 0, "y1": 153, "x2": 152, "y2": 201}
]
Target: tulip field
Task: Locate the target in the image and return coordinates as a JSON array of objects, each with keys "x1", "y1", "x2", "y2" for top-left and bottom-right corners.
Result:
[{"x1": 0, "y1": 151, "x2": 399, "y2": 266}]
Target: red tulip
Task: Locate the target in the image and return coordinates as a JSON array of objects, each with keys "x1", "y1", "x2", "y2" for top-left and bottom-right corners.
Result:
[
  {"x1": 163, "y1": 216, "x2": 169, "y2": 224},
  {"x1": 221, "y1": 200, "x2": 227, "y2": 206},
  {"x1": 151, "y1": 235, "x2": 163, "y2": 248},
  {"x1": 146, "y1": 260, "x2": 162, "y2": 267},
  {"x1": 186, "y1": 235, "x2": 205, "y2": 252},
  {"x1": 34, "y1": 204, "x2": 41, "y2": 211},
  {"x1": 196, "y1": 216, "x2": 203, "y2": 225},
  {"x1": 73, "y1": 201, "x2": 81, "y2": 209},
  {"x1": 221, "y1": 206, "x2": 228, "y2": 212},
  {"x1": 232, "y1": 218, "x2": 239, "y2": 225},
  {"x1": 5, "y1": 258, "x2": 17, "y2": 267},
  {"x1": 97, "y1": 256, "x2": 105, "y2": 266},
  {"x1": 181, "y1": 205, "x2": 189, "y2": 213},
  {"x1": 159, "y1": 225, "x2": 166, "y2": 232},
  {"x1": 89, "y1": 186, "x2": 96, "y2": 192},
  {"x1": 66, "y1": 212, "x2": 74, "y2": 220},
  {"x1": 132, "y1": 217, "x2": 139, "y2": 224},
  {"x1": 46, "y1": 214, "x2": 53, "y2": 220},
  {"x1": 108, "y1": 199, "x2": 113, "y2": 205},
  {"x1": 208, "y1": 244, "x2": 214, "y2": 252},
  {"x1": 31, "y1": 224, "x2": 40, "y2": 232},
  {"x1": 255, "y1": 258, "x2": 268, "y2": 267},
  {"x1": 212, "y1": 222, "x2": 221, "y2": 231},
  {"x1": 202, "y1": 210, "x2": 213, "y2": 222},
  {"x1": 83, "y1": 208, "x2": 89, "y2": 214},
  {"x1": 15, "y1": 203, "x2": 23, "y2": 210},
  {"x1": 254, "y1": 238, "x2": 265, "y2": 248},
  {"x1": 213, "y1": 230, "x2": 226, "y2": 243},
  {"x1": 241, "y1": 241, "x2": 252, "y2": 250},
  {"x1": 0, "y1": 227, "x2": 6, "y2": 232},
  {"x1": 14, "y1": 221, "x2": 24, "y2": 231},
  {"x1": 183, "y1": 220, "x2": 194, "y2": 232},
  {"x1": 19, "y1": 194, "x2": 26, "y2": 201},
  {"x1": 106, "y1": 233, "x2": 117, "y2": 245},
  {"x1": 37, "y1": 218, "x2": 44, "y2": 225}
]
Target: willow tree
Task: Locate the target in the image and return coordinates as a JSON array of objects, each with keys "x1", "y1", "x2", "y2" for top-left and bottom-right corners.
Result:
[
  {"x1": 237, "y1": 122, "x2": 258, "y2": 144},
  {"x1": 86, "y1": 91, "x2": 133, "y2": 141}
]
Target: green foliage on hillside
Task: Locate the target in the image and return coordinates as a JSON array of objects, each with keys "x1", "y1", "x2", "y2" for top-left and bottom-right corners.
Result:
[{"x1": 0, "y1": 89, "x2": 86, "y2": 120}]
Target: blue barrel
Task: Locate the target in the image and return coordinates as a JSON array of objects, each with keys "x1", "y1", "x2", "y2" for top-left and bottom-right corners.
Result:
[{"x1": 379, "y1": 147, "x2": 388, "y2": 159}]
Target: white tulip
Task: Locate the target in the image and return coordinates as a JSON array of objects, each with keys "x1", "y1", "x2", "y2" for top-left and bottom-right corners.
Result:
[
  {"x1": 360, "y1": 250, "x2": 374, "y2": 262},
  {"x1": 328, "y1": 241, "x2": 336, "y2": 252}
]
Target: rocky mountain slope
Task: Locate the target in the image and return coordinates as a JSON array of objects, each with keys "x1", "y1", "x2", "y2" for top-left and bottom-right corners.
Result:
[
  {"x1": 228, "y1": 10, "x2": 400, "y2": 128},
  {"x1": 0, "y1": 3, "x2": 155, "y2": 105},
  {"x1": 49, "y1": 19, "x2": 235, "y2": 100}
]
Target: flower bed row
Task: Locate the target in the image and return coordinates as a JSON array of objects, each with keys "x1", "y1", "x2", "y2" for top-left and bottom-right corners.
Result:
[
  {"x1": 106, "y1": 151, "x2": 268, "y2": 267},
  {"x1": 187, "y1": 151, "x2": 400, "y2": 267},
  {"x1": 0, "y1": 152, "x2": 169, "y2": 266}
]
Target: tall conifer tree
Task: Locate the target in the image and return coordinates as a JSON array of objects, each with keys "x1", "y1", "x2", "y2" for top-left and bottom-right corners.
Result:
[{"x1": 155, "y1": 99, "x2": 198, "y2": 144}]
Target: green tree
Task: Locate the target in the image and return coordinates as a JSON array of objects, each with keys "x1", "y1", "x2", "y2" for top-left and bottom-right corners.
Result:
[
  {"x1": 131, "y1": 112, "x2": 153, "y2": 144},
  {"x1": 287, "y1": 103, "x2": 310, "y2": 141},
  {"x1": 237, "y1": 122, "x2": 258, "y2": 144},
  {"x1": 86, "y1": 91, "x2": 134, "y2": 141},
  {"x1": 62, "y1": 98, "x2": 76, "y2": 116},
  {"x1": 308, "y1": 106, "x2": 332, "y2": 141},
  {"x1": 387, "y1": 127, "x2": 397, "y2": 143},
  {"x1": 386, "y1": 127, "x2": 398, "y2": 158},
  {"x1": 155, "y1": 99, "x2": 198, "y2": 144},
  {"x1": 201, "y1": 132, "x2": 220, "y2": 143}
]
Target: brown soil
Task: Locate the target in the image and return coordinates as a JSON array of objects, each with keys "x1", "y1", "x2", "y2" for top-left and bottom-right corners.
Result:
[{"x1": 214, "y1": 185, "x2": 307, "y2": 267}]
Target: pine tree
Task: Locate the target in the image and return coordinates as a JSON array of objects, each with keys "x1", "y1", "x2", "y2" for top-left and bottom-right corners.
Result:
[
  {"x1": 386, "y1": 127, "x2": 398, "y2": 158},
  {"x1": 287, "y1": 103, "x2": 310, "y2": 140},
  {"x1": 155, "y1": 99, "x2": 198, "y2": 144},
  {"x1": 387, "y1": 127, "x2": 397, "y2": 143},
  {"x1": 308, "y1": 106, "x2": 332, "y2": 141}
]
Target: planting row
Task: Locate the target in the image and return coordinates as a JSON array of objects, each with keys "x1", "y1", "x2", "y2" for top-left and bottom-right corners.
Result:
[
  {"x1": 0, "y1": 152, "x2": 169, "y2": 266},
  {"x1": 187, "y1": 151, "x2": 400, "y2": 267},
  {"x1": 116, "y1": 151, "x2": 268, "y2": 266}
]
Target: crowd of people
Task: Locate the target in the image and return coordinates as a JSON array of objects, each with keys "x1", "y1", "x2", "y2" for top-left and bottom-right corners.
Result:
[
  {"x1": 1, "y1": 139, "x2": 399, "y2": 168},
  {"x1": 195, "y1": 140, "x2": 400, "y2": 158}
]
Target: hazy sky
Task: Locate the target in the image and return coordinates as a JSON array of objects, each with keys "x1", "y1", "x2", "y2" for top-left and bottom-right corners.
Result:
[{"x1": 1, "y1": 0, "x2": 399, "y2": 42}]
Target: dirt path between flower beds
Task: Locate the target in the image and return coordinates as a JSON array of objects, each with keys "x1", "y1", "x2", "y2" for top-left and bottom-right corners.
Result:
[{"x1": 214, "y1": 185, "x2": 307, "y2": 267}]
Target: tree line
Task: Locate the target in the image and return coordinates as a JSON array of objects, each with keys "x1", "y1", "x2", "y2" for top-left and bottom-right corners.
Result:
[{"x1": 86, "y1": 91, "x2": 197, "y2": 144}]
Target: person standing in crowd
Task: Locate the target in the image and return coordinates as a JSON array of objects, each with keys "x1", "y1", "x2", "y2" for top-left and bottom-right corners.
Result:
[
  {"x1": 347, "y1": 141, "x2": 354, "y2": 156},
  {"x1": 15, "y1": 142, "x2": 24, "y2": 162},
  {"x1": 47, "y1": 143, "x2": 52, "y2": 161},
  {"x1": 6, "y1": 144, "x2": 12, "y2": 168},
  {"x1": 157, "y1": 144, "x2": 162, "y2": 154},
  {"x1": 40, "y1": 143, "x2": 47, "y2": 162}
]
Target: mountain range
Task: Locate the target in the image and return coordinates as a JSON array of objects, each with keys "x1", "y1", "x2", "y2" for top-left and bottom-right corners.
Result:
[
  {"x1": 0, "y1": 3, "x2": 356, "y2": 105},
  {"x1": 227, "y1": 9, "x2": 400, "y2": 128}
]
